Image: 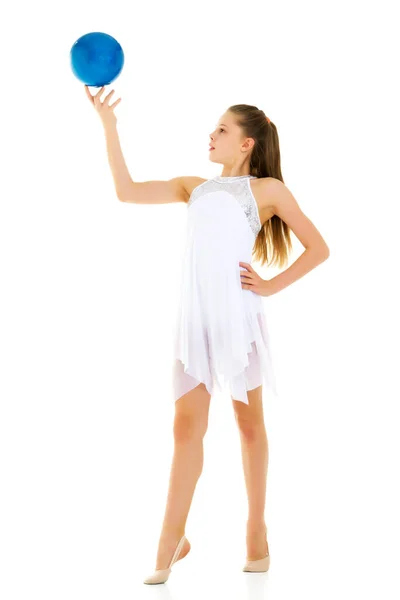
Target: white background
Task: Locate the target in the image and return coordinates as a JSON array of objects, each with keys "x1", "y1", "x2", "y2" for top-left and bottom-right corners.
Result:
[{"x1": 1, "y1": 0, "x2": 399, "y2": 598}]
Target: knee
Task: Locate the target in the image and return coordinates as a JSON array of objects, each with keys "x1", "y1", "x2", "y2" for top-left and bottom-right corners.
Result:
[
  {"x1": 173, "y1": 413, "x2": 208, "y2": 443},
  {"x1": 235, "y1": 414, "x2": 264, "y2": 442}
]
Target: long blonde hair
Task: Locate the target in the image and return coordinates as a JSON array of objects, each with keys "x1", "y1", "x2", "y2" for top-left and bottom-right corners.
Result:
[{"x1": 228, "y1": 104, "x2": 293, "y2": 269}]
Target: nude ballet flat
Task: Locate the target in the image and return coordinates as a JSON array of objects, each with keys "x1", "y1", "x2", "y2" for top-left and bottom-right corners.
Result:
[
  {"x1": 143, "y1": 534, "x2": 187, "y2": 585},
  {"x1": 242, "y1": 526, "x2": 270, "y2": 573}
]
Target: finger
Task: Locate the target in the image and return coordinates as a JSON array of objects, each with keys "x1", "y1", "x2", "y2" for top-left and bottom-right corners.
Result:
[
  {"x1": 110, "y1": 98, "x2": 122, "y2": 109},
  {"x1": 239, "y1": 262, "x2": 251, "y2": 271},
  {"x1": 104, "y1": 89, "x2": 115, "y2": 101},
  {"x1": 84, "y1": 86, "x2": 94, "y2": 103},
  {"x1": 95, "y1": 86, "x2": 105, "y2": 98},
  {"x1": 239, "y1": 268, "x2": 251, "y2": 278},
  {"x1": 93, "y1": 87, "x2": 105, "y2": 107}
]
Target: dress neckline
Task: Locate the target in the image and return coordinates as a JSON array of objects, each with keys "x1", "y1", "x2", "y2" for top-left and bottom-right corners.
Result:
[{"x1": 213, "y1": 174, "x2": 257, "y2": 182}]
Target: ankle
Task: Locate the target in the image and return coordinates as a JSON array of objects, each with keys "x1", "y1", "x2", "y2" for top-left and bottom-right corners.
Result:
[
  {"x1": 246, "y1": 520, "x2": 267, "y2": 533},
  {"x1": 160, "y1": 527, "x2": 186, "y2": 540}
]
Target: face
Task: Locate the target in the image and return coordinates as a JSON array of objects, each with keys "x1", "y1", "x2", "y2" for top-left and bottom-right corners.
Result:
[{"x1": 208, "y1": 112, "x2": 254, "y2": 168}]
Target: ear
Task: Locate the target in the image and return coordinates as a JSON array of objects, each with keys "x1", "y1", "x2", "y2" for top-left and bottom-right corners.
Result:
[{"x1": 243, "y1": 137, "x2": 255, "y2": 152}]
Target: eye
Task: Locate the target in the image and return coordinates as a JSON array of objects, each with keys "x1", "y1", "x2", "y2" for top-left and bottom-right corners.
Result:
[{"x1": 219, "y1": 128, "x2": 225, "y2": 133}]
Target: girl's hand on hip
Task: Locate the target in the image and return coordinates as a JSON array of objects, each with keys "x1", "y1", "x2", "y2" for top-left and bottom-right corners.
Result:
[{"x1": 239, "y1": 262, "x2": 275, "y2": 297}]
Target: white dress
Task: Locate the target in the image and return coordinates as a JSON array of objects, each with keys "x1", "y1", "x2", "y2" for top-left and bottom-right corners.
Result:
[{"x1": 171, "y1": 174, "x2": 279, "y2": 405}]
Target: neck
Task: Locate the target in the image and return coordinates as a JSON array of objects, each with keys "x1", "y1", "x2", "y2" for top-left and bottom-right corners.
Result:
[{"x1": 220, "y1": 170, "x2": 251, "y2": 177}]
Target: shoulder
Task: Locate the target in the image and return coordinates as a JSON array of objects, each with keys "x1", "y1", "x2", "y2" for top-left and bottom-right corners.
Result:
[
  {"x1": 253, "y1": 177, "x2": 290, "y2": 213},
  {"x1": 255, "y1": 176, "x2": 284, "y2": 192}
]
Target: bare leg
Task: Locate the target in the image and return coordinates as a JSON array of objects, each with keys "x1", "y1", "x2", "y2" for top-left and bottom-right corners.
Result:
[
  {"x1": 154, "y1": 382, "x2": 211, "y2": 570},
  {"x1": 232, "y1": 385, "x2": 270, "y2": 560}
]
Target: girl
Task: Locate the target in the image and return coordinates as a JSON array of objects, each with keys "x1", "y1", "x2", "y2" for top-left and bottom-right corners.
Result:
[{"x1": 85, "y1": 85, "x2": 330, "y2": 584}]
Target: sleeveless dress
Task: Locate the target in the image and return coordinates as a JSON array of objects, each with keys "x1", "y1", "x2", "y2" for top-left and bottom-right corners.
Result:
[{"x1": 171, "y1": 174, "x2": 279, "y2": 405}]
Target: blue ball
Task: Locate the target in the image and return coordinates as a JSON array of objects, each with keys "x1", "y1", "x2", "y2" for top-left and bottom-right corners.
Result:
[{"x1": 70, "y1": 32, "x2": 124, "y2": 87}]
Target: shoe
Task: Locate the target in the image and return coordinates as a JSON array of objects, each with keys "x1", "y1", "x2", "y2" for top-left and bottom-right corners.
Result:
[
  {"x1": 143, "y1": 534, "x2": 187, "y2": 584},
  {"x1": 242, "y1": 525, "x2": 270, "y2": 572}
]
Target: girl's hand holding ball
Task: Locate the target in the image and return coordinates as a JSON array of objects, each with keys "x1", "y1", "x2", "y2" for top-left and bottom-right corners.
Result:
[{"x1": 85, "y1": 85, "x2": 121, "y2": 128}]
